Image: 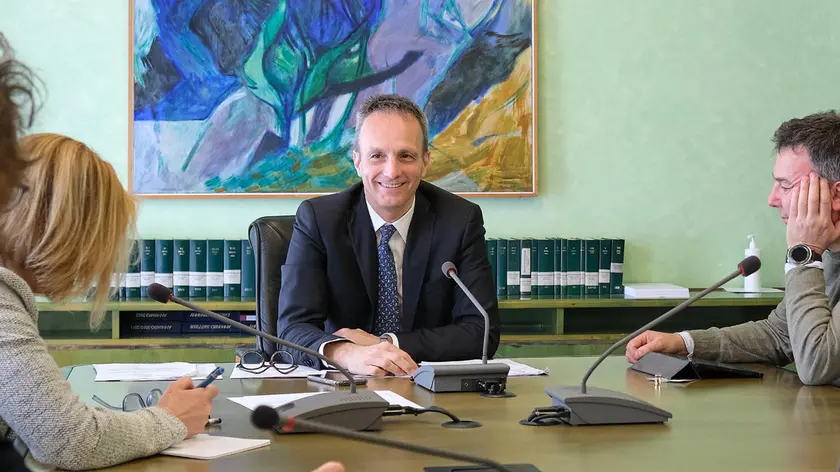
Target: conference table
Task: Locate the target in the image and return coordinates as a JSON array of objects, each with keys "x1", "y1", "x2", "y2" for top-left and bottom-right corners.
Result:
[{"x1": 65, "y1": 356, "x2": 840, "y2": 471}]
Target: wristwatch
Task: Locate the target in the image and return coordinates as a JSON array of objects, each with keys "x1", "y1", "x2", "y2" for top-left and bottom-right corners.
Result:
[{"x1": 787, "y1": 244, "x2": 822, "y2": 265}]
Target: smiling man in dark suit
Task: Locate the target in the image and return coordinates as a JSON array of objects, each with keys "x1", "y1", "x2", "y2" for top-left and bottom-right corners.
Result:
[{"x1": 276, "y1": 94, "x2": 500, "y2": 376}]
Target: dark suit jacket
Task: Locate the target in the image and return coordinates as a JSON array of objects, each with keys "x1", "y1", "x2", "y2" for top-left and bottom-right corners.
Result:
[{"x1": 276, "y1": 181, "x2": 500, "y2": 368}]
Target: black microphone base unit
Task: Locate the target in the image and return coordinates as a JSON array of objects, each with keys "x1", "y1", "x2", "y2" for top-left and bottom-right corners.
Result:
[
  {"x1": 412, "y1": 363, "x2": 512, "y2": 396},
  {"x1": 425, "y1": 465, "x2": 542, "y2": 472},
  {"x1": 271, "y1": 390, "x2": 390, "y2": 433},
  {"x1": 631, "y1": 351, "x2": 764, "y2": 381},
  {"x1": 542, "y1": 386, "x2": 672, "y2": 426}
]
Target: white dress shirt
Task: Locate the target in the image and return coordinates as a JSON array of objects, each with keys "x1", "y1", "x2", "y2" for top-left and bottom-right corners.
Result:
[{"x1": 317, "y1": 198, "x2": 416, "y2": 363}]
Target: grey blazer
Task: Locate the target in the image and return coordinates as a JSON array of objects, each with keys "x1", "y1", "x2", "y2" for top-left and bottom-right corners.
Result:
[
  {"x1": 0, "y1": 268, "x2": 186, "y2": 471},
  {"x1": 689, "y1": 251, "x2": 840, "y2": 386}
]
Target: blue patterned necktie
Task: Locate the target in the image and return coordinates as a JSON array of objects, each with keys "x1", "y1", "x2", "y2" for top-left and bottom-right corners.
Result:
[{"x1": 373, "y1": 224, "x2": 400, "y2": 336}]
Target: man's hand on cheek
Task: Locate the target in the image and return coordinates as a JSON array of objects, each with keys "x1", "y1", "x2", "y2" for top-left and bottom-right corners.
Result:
[{"x1": 786, "y1": 173, "x2": 840, "y2": 252}]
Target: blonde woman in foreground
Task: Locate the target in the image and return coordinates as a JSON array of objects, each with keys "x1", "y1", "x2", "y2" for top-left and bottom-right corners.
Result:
[{"x1": 0, "y1": 133, "x2": 344, "y2": 472}]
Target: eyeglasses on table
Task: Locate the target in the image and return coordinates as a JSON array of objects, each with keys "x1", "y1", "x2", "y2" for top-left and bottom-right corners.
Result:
[
  {"x1": 236, "y1": 349, "x2": 298, "y2": 375},
  {"x1": 92, "y1": 388, "x2": 162, "y2": 412}
]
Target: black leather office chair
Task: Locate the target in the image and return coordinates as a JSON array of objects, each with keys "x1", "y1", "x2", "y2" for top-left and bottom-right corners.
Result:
[
  {"x1": 247, "y1": 215, "x2": 295, "y2": 356},
  {"x1": 0, "y1": 439, "x2": 29, "y2": 472}
]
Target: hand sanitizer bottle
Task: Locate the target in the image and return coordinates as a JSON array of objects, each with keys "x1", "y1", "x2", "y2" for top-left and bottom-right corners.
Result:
[{"x1": 745, "y1": 235, "x2": 761, "y2": 292}]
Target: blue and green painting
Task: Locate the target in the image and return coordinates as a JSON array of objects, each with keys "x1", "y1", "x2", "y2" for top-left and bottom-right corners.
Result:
[{"x1": 132, "y1": 0, "x2": 535, "y2": 195}]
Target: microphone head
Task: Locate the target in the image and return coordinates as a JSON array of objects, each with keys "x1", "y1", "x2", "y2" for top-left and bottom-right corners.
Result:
[
  {"x1": 251, "y1": 405, "x2": 280, "y2": 430},
  {"x1": 441, "y1": 261, "x2": 457, "y2": 278},
  {"x1": 146, "y1": 283, "x2": 172, "y2": 304},
  {"x1": 738, "y1": 255, "x2": 761, "y2": 277}
]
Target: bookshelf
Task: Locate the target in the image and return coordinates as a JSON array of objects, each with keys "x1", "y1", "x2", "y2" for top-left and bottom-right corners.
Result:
[{"x1": 38, "y1": 290, "x2": 784, "y2": 366}]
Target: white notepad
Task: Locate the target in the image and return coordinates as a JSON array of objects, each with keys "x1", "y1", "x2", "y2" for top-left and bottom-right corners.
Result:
[{"x1": 161, "y1": 434, "x2": 270, "y2": 460}]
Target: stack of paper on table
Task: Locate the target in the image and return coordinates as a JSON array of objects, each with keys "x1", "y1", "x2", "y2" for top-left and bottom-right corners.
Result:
[
  {"x1": 419, "y1": 358, "x2": 549, "y2": 377},
  {"x1": 229, "y1": 364, "x2": 322, "y2": 379},
  {"x1": 723, "y1": 286, "x2": 782, "y2": 294},
  {"x1": 623, "y1": 283, "x2": 689, "y2": 298},
  {"x1": 228, "y1": 390, "x2": 423, "y2": 410},
  {"x1": 161, "y1": 434, "x2": 269, "y2": 460},
  {"x1": 93, "y1": 362, "x2": 219, "y2": 382}
]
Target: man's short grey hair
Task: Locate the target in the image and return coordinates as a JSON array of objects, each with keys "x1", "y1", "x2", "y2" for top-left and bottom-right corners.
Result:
[
  {"x1": 354, "y1": 94, "x2": 429, "y2": 153},
  {"x1": 774, "y1": 110, "x2": 840, "y2": 182}
]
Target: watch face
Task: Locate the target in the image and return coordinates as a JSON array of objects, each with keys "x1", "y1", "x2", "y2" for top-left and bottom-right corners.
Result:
[{"x1": 790, "y1": 245, "x2": 810, "y2": 263}]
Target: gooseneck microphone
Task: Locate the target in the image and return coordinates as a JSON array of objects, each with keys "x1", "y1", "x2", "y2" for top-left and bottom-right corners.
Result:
[
  {"x1": 146, "y1": 283, "x2": 356, "y2": 392},
  {"x1": 442, "y1": 261, "x2": 490, "y2": 363},
  {"x1": 146, "y1": 283, "x2": 390, "y2": 432},
  {"x1": 251, "y1": 406, "x2": 527, "y2": 472},
  {"x1": 410, "y1": 262, "x2": 512, "y2": 396},
  {"x1": 579, "y1": 255, "x2": 760, "y2": 393},
  {"x1": 542, "y1": 255, "x2": 760, "y2": 426}
]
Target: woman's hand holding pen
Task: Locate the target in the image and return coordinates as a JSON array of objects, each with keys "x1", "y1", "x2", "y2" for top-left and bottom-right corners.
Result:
[{"x1": 157, "y1": 375, "x2": 220, "y2": 438}]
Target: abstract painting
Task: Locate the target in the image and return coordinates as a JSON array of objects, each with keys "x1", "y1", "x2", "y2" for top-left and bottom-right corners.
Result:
[{"x1": 131, "y1": 0, "x2": 536, "y2": 196}]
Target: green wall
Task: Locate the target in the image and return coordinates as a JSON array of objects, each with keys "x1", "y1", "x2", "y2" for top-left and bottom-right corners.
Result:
[{"x1": 3, "y1": 0, "x2": 840, "y2": 288}]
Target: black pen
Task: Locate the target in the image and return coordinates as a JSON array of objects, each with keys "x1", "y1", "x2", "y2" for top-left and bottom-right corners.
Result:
[{"x1": 198, "y1": 368, "x2": 224, "y2": 427}]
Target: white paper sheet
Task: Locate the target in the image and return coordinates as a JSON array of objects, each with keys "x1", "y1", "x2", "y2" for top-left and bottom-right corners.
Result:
[
  {"x1": 373, "y1": 390, "x2": 424, "y2": 408},
  {"x1": 723, "y1": 287, "x2": 783, "y2": 293},
  {"x1": 93, "y1": 362, "x2": 219, "y2": 382},
  {"x1": 229, "y1": 364, "x2": 322, "y2": 379},
  {"x1": 419, "y1": 358, "x2": 549, "y2": 377},
  {"x1": 161, "y1": 434, "x2": 269, "y2": 460},
  {"x1": 227, "y1": 390, "x2": 423, "y2": 411}
]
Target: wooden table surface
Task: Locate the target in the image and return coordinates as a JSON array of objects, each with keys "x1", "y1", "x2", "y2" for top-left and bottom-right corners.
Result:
[{"x1": 66, "y1": 357, "x2": 840, "y2": 472}]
